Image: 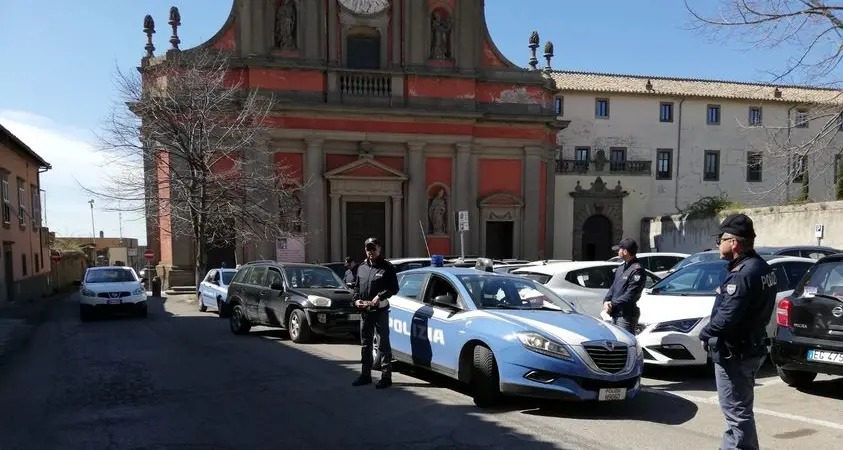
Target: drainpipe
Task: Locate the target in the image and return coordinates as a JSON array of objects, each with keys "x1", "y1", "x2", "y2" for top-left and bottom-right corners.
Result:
[
  {"x1": 785, "y1": 105, "x2": 797, "y2": 202},
  {"x1": 674, "y1": 99, "x2": 686, "y2": 212}
]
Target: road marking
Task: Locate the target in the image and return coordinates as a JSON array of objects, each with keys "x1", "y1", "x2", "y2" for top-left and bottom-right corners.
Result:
[{"x1": 643, "y1": 387, "x2": 843, "y2": 431}]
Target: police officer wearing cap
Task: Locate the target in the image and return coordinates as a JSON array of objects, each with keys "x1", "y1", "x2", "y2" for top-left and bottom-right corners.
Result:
[
  {"x1": 603, "y1": 238, "x2": 646, "y2": 333},
  {"x1": 343, "y1": 256, "x2": 358, "y2": 286},
  {"x1": 699, "y1": 213, "x2": 775, "y2": 450},
  {"x1": 351, "y1": 237, "x2": 399, "y2": 389}
]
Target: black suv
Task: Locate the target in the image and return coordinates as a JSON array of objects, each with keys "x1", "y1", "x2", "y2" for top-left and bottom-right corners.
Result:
[{"x1": 223, "y1": 261, "x2": 360, "y2": 343}]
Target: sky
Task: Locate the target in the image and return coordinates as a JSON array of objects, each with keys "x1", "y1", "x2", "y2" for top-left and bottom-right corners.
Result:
[{"x1": 0, "y1": 0, "x2": 813, "y2": 246}]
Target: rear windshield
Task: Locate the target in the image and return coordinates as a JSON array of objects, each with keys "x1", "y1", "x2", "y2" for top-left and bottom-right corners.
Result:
[
  {"x1": 512, "y1": 271, "x2": 552, "y2": 284},
  {"x1": 793, "y1": 260, "x2": 843, "y2": 298},
  {"x1": 650, "y1": 261, "x2": 726, "y2": 296}
]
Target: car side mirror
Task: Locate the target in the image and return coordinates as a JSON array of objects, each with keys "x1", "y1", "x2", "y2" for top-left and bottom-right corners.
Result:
[
  {"x1": 270, "y1": 282, "x2": 284, "y2": 292},
  {"x1": 433, "y1": 294, "x2": 457, "y2": 308},
  {"x1": 73, "y1": 280, "x2": 81, "y2": 287}
]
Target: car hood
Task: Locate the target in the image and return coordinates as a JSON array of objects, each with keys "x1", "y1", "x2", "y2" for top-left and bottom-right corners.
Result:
[
  {"x1": 83, "y1": 282, "x2": 142, "y2": 292},
  {"x1": 293, "y1": 287, "x2": 353, "y2": 299},
  {"x1": 487, "y1": 309, "x2": 634, "y2": 346},
  {"x1": 638, "y1": 293, "x2": 714, "y2": 325}
]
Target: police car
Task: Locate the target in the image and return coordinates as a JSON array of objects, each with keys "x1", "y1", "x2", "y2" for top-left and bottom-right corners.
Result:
[{"x1": 372, "y1": 267, "x2": 643, "y2": 407}]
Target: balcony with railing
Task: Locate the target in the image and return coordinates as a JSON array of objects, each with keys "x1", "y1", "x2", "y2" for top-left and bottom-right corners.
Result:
[
  {"x1": 327, "y1": 69, "x2": 404, "y2": 107},
  {"x1": 555, "y1": 158, "x2": 652, "y2": 176}
]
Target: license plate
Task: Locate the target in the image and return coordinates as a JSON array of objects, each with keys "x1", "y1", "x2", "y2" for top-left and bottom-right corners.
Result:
[
  {"x1": 347, "y1": 314, "x2": 361, "y2": 321},
  {"x1": 598, "y1": 388, "x2": 626, "y2": 401},
  {"x1": 807, "y1": 349, "x2": 843, "y2": 365},
  {"x1": 106, "y1": 299, "x2": 122, "y2": 304}
]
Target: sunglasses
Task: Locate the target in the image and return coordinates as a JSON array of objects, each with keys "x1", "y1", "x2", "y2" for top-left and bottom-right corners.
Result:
[
  {"x1": 365, "y1": 245, "x2": 377, "y2": 251},
  {"x1": 716, "y1": 236, "x2": 736, "y2": 245}
]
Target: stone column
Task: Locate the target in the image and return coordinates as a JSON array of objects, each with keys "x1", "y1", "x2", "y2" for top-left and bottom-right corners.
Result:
[
  {"x1": 304, "y1": 138, "x2": 326, "y2": 262},
  {"x1": 327, "y1": 0, "x2": 338, "y2": 66},
  {"x1": 406, "y1": 142, "x2": 426, "y2": 256},
  {"x1": 523, "y1": 146, "x2": 544, "y2": 260},
  {"x1": 260, "y1": 138, "x2": 278, "y2": 260},
  {"x1": 392, "y1": 195, "x2": 403, "y2": 257},
  {"x1": 544, "y1": 147, "x2": 557, "y2": 258},
  {"x1": 454, "y1": 144, "x2": 472, "y2": 254},
  {"x1": 330, "y1": 193, "x2": 341, "y2": 261}
]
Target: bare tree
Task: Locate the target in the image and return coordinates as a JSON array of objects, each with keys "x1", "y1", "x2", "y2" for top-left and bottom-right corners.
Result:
[
  {"x1": 85, "y1": 48, "x2": 307, "y2": 286},
  {"x1": 685, "y1": 0, "x2": 843, "y2": 201}
]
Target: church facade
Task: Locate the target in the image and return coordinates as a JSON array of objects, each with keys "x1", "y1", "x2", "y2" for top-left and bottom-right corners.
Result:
[{"x1": 140, "y1": 0, "x2": 565, "y2": 281}]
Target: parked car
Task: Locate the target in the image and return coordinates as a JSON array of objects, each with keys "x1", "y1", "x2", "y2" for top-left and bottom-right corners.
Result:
[
  {"x1": 375, "y1": 267, "x2": 643, "y2": 407},
  {"x1": 197, "y1": 268, "x2": 237, "y2": 315},
  {"x1": 75, "y1": 266, "x2": 148, "y2": 321},
  {"x1": 493, "y1": 260, "x2": 572, "y2": 274},
  {"x1": 668, "y1": 245, "x2": 841, "y2": 276},
  {"x1": 772, "y1": 253, "x2": 843, "y2": 387},
  {"x1": 666, "y1": 250, "x2": 721, "y2": 275},
  {"x1": 511, "y1": 261, "x2": 661, "y2": 318},
  {"x1": 389, "y1": 257, "x2": 432, "y2": 272},
  {"x1": 608, "y1": 252, "x2": 689, "y2": 277},
  {"x1": 636, "y1": 255, "x2": 816, "y2": 366},
  {"x1": 223, "y1": 261, "x2": 360, "y2": 343}
]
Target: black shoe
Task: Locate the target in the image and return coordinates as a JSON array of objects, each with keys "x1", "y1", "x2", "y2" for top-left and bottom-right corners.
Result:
[
  {"x1": 375, "y1": 377, "x2": 392, "y2": 389},
  {"x1": 352, "y1": 374, "x2": 372, "y2": 386}
]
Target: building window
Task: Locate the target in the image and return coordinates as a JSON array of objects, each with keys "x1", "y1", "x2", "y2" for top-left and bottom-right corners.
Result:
[
  {"x1": 795, "y1": 109, "x2": 809, "y2": 128},
  {"x1": 793, "y1": 155, "x2": 807, "y2": 183},
  {"x1": 707, "y1": 105, "x2": 721, "y2": 125},
  {"x1": 609, "y1": 147, "x2": 626, "y2": 171},
  {"x1": 704, "y1": 150, "x2": 720, "y2": 181},
  {"x1": 574, "y1": 147, "x2": 590, "y2": 171},
  {"x1": 0, "y1": 172, "x2": 9, "y2": 225},
  {"x1": 346, "y1": 26, "x2": 381, "y2": 70},
  {"x1": 34, "y1": 253, "x2": 39, "y2": 273},
  {"x1": 749, "y1": 107, "x2": 762, "y2": 126},
  {"x1": 554, "y1": 97, "x2": 563, "y2": 115},
  {"x1": 595, "y1": 98, "x2": 609, "y2": 118},
  {"x1": 656, "y1": 149, "x2": 673, "y2": 180},
  {"x1": 659, "y1": 102, "x2": 674, "y2": 122},
  {"x1": 30, "y1": 185, "x2": 40, "y2": 229},
  {"x1": 17, "y1": 178, "x2": 25, "y2": 228},
  {"x1": 21, "y1": 253, "x2": 27, "y2": 276},
  {"x1": 746, "y1": 152, "x2": 763, "y2": 182}
]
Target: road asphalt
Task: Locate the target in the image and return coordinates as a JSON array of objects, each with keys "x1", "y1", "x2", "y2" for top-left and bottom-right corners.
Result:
[{"x1": 0, "y1": 293, "x2": 841, "y2": 449}]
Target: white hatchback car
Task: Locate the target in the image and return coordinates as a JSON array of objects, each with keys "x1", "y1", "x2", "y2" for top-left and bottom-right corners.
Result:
[
  {"x1": 511, "y1": 261, "x2": 661, "y2": 319},
  {"x1": 77, "y1": 266, "x2": 148, "y2": 321},
  {"x1": 636, "y1": 255, "x2": 815, "y2": 366}
]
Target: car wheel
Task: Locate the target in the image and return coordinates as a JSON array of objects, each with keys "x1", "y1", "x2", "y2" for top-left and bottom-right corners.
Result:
[
  {"x1": 229, "y1": 304, "x2": 251, "y2": 335},
  {"x1": 198, "y1": 295, "x2": 207, "y2": 312},
  {"x1": 776, "y1": 365, "x2": 817, "y2": 387},
  {"x1": 216, "y1": 297, "x2": 226, "y2": 317},
  {"x1": 471, "y1": 345, "x2": 502, "y2": 408},
  {"x1": 288, "y1": 309, "x2": 312, "y2": 343}
]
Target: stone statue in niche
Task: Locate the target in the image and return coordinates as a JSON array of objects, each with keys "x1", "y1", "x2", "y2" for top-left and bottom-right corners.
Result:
[
  {"x1": 428, "y1": 188, "x2": 448, "y2": 235},
  {"x1": 430, "y1": 9, "x2": 452, "y2": 60},
  {"x1": 275, "y1": 0, "x2": 297, "y2": 50}
]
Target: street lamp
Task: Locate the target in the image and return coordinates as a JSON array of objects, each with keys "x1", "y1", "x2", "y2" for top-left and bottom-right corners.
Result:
[{"x1": 88, "y1": 199, "x2": 96, "y2": 239}]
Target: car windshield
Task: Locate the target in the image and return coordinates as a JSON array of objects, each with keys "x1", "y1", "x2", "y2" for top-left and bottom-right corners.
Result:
[
  {"x1": 221, "y1": 271, "x2": 235, "y2": 285},
  {"x1": 284, "y1": 267, "x2": 344, "y2": 289},
  {"x1": 793, "y1": 260, "x2": 843, "y2": 299},
  {"x1": 670, "y1": 252, "x2": 720, "y2": 272},
  {"x1": 456, "y1": 274, "x2": 575, "y2": 312},
  {"x1": 85, "y1": 268, "x2": 137, "y2": 283},
  {"x1": 650, "y1": 260, "x2": 727, "y2": 296}
]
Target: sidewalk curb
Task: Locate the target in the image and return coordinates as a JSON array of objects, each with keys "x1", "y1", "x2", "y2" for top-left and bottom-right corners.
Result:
[{"x1": 0, "y1": 291, "x2": 74, "y2": 368}]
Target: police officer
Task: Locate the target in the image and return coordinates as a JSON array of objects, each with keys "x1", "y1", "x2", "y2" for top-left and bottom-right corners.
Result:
[
  {"x1": 603, "y1": 238, "x2": 645, "y2": 333},
  {"x1": 343, "y1": 256, "x2": 358, "y2": 286},
  {"x1": 699, "y1": 213, "x2": 775, "y2": 450},
  {"x1": 351, "y1": 237, "x2": 399, "y2": 389}
]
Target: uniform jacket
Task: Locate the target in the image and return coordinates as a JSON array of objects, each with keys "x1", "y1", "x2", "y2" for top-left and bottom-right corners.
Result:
[
  {"x1": 352, "y1": 257, "x2": 399, "y2": 310},
  {"x1": 604, "y1": 258, "x2": 646, "y2": 318},
  {"x1": 699, "y1": 250, "x2": 777, "y2": 362},
  {"x1": 343, "y1": 267, "x2": 358, "y2": 286}
]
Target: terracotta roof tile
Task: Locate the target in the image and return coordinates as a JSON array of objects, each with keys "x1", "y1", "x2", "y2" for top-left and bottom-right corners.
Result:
[{"x1": 545, "y1": 71, "x2": 843, "y2": 105}]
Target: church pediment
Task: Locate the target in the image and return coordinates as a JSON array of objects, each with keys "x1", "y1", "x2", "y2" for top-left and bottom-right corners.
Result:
[{"x1": 324, "y1": 155, "x2": 408, "y2": 180}]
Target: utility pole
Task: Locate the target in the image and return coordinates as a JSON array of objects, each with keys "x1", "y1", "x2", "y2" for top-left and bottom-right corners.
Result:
[
  {"x1": 40, "y1": 189, "x2": 47, "y2": 227},
  {"x1": 88, "y1": 199, "x2": 96, "y2": 238}
]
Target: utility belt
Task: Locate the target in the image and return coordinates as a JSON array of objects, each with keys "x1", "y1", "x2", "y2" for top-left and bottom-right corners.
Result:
[{"x1": 711, "y1": 335, "x2": 767, "y2": 360}]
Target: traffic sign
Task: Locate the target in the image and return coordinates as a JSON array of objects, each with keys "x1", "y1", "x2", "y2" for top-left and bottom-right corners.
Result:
[
  {"x1": 144, "y1": 249, "x2": 154, "y2": 261},
  {"x1": 815, "y1": 224, "x2": 824, "y2": 239},
  {"x1": 51, "y1": 252, "x2": 61, "y2": 263},
  {"x1": 458, "y1": 210, "x2": 469, "y2": 232}
]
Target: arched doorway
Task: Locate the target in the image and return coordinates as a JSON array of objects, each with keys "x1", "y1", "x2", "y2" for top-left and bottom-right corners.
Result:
[{"x1": 581, "y1": 215, "x2": 613, "y2": 261}]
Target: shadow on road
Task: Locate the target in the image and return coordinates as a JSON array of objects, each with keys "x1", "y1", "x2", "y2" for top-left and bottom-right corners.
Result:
[
  {"x1": 642, "y1": 362, "x2": 778, "y2": 394},
  {"x1": 797, "y1": 377, "x2": 843, "y2": 400}
]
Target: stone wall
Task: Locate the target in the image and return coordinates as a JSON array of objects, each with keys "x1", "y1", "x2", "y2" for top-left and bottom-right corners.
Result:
[
  {"x1": 641, "y1": 201, "x2": 843, "y2": 254},
  {"x1": 49, "y1": 252, "x2": 89, "y2": 293}
]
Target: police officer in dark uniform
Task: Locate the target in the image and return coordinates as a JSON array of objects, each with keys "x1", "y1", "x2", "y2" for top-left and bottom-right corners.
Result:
[
  {"x1": 343, "y1": 256, "x2": 358, "y2": 286},
  {"x1": 603, "y1": 238, "x2": 646, "y2": 333},
  {"x1": 351, "y1": 237, "x2": 399, "y2": 389},
  {"x1": 699, "y1": 213, "x2": 775, "y2": 450}
]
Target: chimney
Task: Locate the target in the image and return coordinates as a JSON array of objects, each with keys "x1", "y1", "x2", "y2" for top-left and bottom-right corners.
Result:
[{"x1": 99, "y1": 230, "x2": 104, "y2": 239}]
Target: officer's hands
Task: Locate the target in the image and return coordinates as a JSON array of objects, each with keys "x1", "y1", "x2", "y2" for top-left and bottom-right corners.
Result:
[
  {"x1": 602, "y1": 302, "x2": 612, "y2": 314},
  {"x1": 354, "y1": 300, "x2": 367, "y2": 309},
  {"x1": 371, "y1": 296, "x2": 380, "y2": 307}
]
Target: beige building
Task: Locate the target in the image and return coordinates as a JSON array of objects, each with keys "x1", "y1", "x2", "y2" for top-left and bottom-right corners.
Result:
[{"x1": 547, "y1": 71, "x2": 843, "y2": 260}]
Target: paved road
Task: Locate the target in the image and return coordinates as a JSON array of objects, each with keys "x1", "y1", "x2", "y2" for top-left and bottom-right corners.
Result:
[{"x1": 1, "y1": 295, "x2": 841, "y2": 449}]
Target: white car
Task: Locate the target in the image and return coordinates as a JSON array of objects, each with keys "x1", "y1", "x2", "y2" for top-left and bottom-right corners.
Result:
[
  {"x1": 636, "y1": 255, "x2": 816, "y2": 366},
  {"x1": 198, "y1": 268, "x2": 237, "y2": 314},
  {"x1": 76, "y1": 266, "x2": 148, "y2": 321},
  {"x1": 609, "y1": 252, "x2": 689, "y2": 278},
  {"x1": 511, "y1": 261, "x2": 661, "y2": 319}
]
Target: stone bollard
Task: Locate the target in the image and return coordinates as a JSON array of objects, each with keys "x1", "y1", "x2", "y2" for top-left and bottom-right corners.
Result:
[{"x1": 151, "y1": 276, "x2": 162, "y2": 298}]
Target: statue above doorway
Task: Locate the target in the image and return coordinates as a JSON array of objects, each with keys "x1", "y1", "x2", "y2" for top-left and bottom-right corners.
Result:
[
  {"x1": 275, "y1": 0, "x2": 298, "y2": 51},
  {"x1": 428, "y1": 186, "x2": 448, "y2": 235}
]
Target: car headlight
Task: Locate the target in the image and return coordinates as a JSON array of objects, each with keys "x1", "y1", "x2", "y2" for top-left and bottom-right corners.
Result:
[
  {"x1": 635, "y1": 339, "x2": 643, "y2": 358},
  {"x1": 81, "y1": 288, "x2": 95, "y2": 297},
  {"x1": 307, "y1": 295, "x2": 331, "y2": 308},
  {"x1": 516, "y1": 332, "x2": 572, "y2": 361},
  {"x1": 133, "y1": 287, "x2": 144, "y2": 295},
  {"x1": 651, "y1": 318, "x2": 702, "y2": 334}
]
